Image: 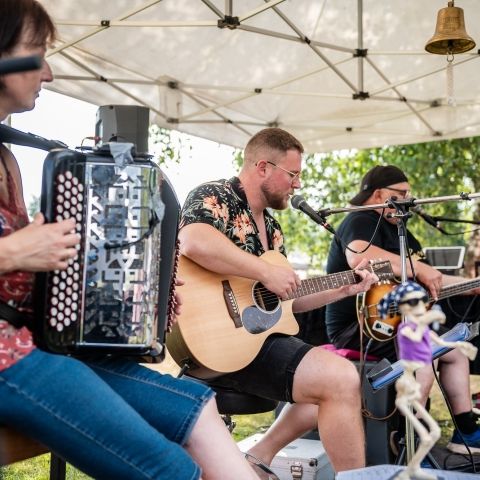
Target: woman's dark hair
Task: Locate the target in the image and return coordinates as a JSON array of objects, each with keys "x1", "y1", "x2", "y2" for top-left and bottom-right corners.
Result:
[{"x1": 0, "y1": 0, "x2": 56, "y2": 57}]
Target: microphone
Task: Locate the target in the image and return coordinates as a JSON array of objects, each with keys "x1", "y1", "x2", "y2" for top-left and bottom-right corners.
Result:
[
  {"x1": 0, "y1": 55, "x2": 42, "y2": 75},
  {"x1": 291, "y1": 195, "x2": 335, "y2": 233},
  {"x1": 291, "y1": 195, "x2": 325, "y2": 224},
  {"x1": 290, "y1": 195, "x2": 336, "y2": 235},
  {"x1": 411, "y1": 205, "x2": 439, "y2": 229}
]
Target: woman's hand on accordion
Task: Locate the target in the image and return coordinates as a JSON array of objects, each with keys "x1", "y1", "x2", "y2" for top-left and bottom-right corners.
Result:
[{"x1": 1, "y1": 213, "x2": 80, "y2": 273}]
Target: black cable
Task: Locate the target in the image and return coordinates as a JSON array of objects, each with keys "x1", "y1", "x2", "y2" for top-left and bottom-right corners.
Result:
[
  {"x1": 401, "y1": 221, "x2": 417, "y2": 283},
  {"x1": 326, "y1": 207, "x2": 388, "y2": 255},
  {"x1": 104, "y1": 216, "x2": 160, "y2": 250},
  {"x1": 406, "y1": 218, "x2": 478, "y2": 472},
  {"x1": 445, "y1": 295, "x2": 480, "y2": 322}
]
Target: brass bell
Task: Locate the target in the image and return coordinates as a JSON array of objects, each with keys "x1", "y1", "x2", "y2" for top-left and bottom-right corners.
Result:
[{"x1": 425, "y1": 1, "x2": 476, "y2": 55}]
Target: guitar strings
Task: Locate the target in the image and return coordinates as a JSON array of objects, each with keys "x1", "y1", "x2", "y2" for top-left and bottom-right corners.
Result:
[
  {"x1": 380, "y1": 278, "x2": 480, "y2": 316},
  {"x1": 254, "y1": 268, "x2": 378, "y2": 303}
]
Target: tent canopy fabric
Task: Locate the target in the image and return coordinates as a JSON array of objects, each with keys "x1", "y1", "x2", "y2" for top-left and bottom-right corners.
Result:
[{"x1": 39, "y1": 0, "x2": 480, "y2": 153}]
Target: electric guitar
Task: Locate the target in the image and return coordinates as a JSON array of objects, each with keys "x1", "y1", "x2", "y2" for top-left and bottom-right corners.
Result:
[
  {"x1": 357, "y1": 276, "x2": 480, "y2": 342},
  {"x1": 166, "y1": 251, "x2": 393, "y2": 379}
]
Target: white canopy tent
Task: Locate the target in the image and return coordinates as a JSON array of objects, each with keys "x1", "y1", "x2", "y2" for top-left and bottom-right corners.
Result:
[{"x1": 39, "y1": 0, "x2": 480, "y2": 153}]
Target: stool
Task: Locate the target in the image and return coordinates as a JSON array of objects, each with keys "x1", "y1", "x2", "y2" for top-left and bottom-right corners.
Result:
[
  {"x1": 210, "y1": 384, "x2": 278, "y2": 432},
  {"x1": 0, "y1": 425, "x2": 66, "y2": 479}
]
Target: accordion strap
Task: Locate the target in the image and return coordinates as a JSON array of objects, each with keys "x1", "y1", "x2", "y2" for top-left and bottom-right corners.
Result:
[
  {"x1": 0, "y1": 125, "x2": 60, "y2": 332},
  {"x1": 0, "y1": 124, "x2": 67, "y2": 151},
  {"x1": 0, "y1": 300, "x2": 33, "y2": 330}
]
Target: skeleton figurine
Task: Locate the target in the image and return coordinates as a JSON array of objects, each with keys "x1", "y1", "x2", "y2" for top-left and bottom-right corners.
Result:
[{"x1": 378, "y1": 281, "x2": 477, "y2": 480}]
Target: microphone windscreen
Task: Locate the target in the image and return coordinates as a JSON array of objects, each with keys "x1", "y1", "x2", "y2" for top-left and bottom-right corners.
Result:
[{"x1": 290, "y1": 195, "x2": 304, "y2": 209}]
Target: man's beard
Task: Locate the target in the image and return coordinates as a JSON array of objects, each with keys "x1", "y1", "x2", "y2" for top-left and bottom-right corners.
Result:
[{"x1": 261, "y1": 181, "x2": 289, "y2": 210}]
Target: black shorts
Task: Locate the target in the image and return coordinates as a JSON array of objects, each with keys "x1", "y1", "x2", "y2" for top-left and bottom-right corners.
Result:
[
  {"x1": 207, "y1": 334, "x2": 313, "y2": 403},
  {"x1": 330, "y1": 322, "x2": 398, "y2": 362}
]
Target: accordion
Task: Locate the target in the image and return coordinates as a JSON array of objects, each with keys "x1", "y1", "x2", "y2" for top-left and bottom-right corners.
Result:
[{"x1": 33, "y1": 145, "x2": 179, "y2": 358}]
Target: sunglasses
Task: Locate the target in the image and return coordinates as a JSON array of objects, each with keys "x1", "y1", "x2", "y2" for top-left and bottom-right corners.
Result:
[
  {"x1": 397, "y1": 295, "x2": 429, "y2": 307},
  {"x1": 384, "y1": 186, "x2": 411, "y2": 198}
]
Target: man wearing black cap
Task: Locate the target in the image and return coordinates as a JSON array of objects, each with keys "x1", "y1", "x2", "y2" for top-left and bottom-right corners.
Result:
[{"x1": 325, "y1": 164, "x2": 480, "y2": 455}]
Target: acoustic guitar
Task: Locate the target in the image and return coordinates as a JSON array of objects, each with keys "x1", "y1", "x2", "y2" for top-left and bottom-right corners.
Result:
[
  {"x1": 357, "y1": 276, "x2": 480, "y2": 342},
  {"x1": 166, "y1": 251, "x2": 393, "y2": 379}
]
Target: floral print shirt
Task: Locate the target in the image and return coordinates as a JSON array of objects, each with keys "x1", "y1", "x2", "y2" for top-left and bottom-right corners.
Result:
[
  {"x1": 0, "y1": 153, "x2": 35, "y2": 371},
  {"x1": 180, "y1": 177, "x2": 286, "y2": 257}
]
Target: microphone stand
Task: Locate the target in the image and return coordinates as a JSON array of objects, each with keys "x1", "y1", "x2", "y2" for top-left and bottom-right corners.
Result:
[
  {"x1": 387, "y1": 198, "x2": 417, "y2": 463},
  {"x1": 316, "y1": 192, "x2": 480, "y2": 218},
  {"x1": 427, "y1": 215, "x2": 480, "y2": 226},
  {"x1": 312, "y1": 191, "x2": 480, "y2": 465}
]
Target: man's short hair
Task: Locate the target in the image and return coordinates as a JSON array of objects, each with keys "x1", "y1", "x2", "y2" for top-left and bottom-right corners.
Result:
[{"x1": 244, "y1": 128, "x2": 304, "y2": 164}]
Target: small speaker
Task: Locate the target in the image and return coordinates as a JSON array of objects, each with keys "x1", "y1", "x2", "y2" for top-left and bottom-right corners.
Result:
[{"x1": 95, "y1": 105, "x2": 150, "y2": 154}]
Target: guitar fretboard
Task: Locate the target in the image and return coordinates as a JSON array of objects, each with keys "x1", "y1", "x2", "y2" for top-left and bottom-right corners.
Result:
[
  {"x1": 288, "y1": 270, "x2": 361, "y2": 300},
  {"x1": 431, "y1": 277, "x2": 480, "y2": 303},
  {"x1": 386, "y1": 277, "x2": 480, "y2": 315}
]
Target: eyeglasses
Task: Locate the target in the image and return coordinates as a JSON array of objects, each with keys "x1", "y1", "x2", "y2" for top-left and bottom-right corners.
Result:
[
  {"x1": 266, "y1": 161, "x2": 301, "y2": 183},
  {"x1": 384, "y1": 187, "x2": 411, "y2": 198},
  {"x1": 398, "y1": 295, "x2": 429, "y2": 307}
]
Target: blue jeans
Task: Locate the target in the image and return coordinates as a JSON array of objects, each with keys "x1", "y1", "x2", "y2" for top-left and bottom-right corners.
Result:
[{"x1": 0, "y1": 349, "x2": 214, "y2": 479}]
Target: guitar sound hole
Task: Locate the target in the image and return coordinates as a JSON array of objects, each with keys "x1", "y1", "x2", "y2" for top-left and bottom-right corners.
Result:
[{"x1": 252, "y1": 282, "x2": 280, "y2": 313}]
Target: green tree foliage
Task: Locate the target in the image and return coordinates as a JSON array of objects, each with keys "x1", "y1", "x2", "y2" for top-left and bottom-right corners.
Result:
[
  {"x1": 244, "y1": 137, "x2": 480, "y2": 273},
  {"x1": 27, "y1": 195, "x2": 40, "y2": 218},
  {"x1": 177, "y1": 131, "x2": 480, "y2": 274},
  {"x1": 149, "y1": 124, "x2": 191, "y2": 166}
]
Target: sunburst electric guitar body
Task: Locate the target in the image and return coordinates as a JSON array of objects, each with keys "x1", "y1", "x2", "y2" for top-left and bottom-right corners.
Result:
[{"x1": 357, "y1": 276, "x2": 480, "y2": 342}]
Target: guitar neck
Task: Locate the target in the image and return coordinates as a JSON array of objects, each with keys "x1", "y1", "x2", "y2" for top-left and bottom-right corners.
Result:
[
  {"x1": 288, "y1": 270, "x2": 361, "y2": 300},
  {"x1": 432, "y1": 277, "x2": 480, "y2": 303},
  {"x1": 385, "y1": 277, "x2": 480, "y2": 317}
]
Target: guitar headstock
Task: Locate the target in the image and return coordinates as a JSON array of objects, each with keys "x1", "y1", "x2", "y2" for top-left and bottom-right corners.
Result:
[{"x1": 369, "y1": 260, "x2": 394, "y2": 281}]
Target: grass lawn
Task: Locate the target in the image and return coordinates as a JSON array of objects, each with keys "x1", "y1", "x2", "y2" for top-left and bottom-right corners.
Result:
[
  {"x1": 2, "y1": 355, "x2": 478, "y2": 479},
  {"x1": 430, "y1": 374, "x2": 480, "y2": 447}
]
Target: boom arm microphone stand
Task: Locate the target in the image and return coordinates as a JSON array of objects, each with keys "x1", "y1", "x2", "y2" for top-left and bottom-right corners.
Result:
[
  {"x1": 294, "y1": 191, "x2": 480, "y2": 465},
  {"x1": 432, "y1": 216, "x2": 480, "y2": 225}
]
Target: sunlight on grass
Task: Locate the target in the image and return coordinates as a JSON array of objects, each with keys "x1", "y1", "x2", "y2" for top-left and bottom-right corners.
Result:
[
  {"x1": 430, "y1": 375, "x2": 480, "y2": 447},
  {"x1": 1, "y1": 456, "x2": 92, "y2": 479},
  {"x1": 232, "y1": 412, "x2": 275, "y2": 442}
]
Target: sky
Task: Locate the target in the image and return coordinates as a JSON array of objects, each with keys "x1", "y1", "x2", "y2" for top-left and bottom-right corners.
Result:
[{"x1": 10, "y1": 89, "x2": 237, "y2": 209}]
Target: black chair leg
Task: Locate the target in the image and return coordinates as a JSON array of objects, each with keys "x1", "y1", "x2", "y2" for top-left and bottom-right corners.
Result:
[
  {"x1": 49, "y1": 453, "x2": 66, "y2": 480},
  {"x1": 221, "y1": 414, "x2": 236, "y2": 433}
]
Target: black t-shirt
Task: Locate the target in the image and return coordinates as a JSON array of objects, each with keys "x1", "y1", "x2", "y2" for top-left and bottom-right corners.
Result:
[{"x1": 325, "y1": 210, "x2": 423, "y2": 342}]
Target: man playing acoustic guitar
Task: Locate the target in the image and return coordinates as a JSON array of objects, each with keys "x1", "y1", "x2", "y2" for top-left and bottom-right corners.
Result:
[
  {"x1": 325, "y1": 164, "x2": 480, "y2": 455},
  {"x1": 177, "y1": 128, "x2": 379, "y2": 473}
]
